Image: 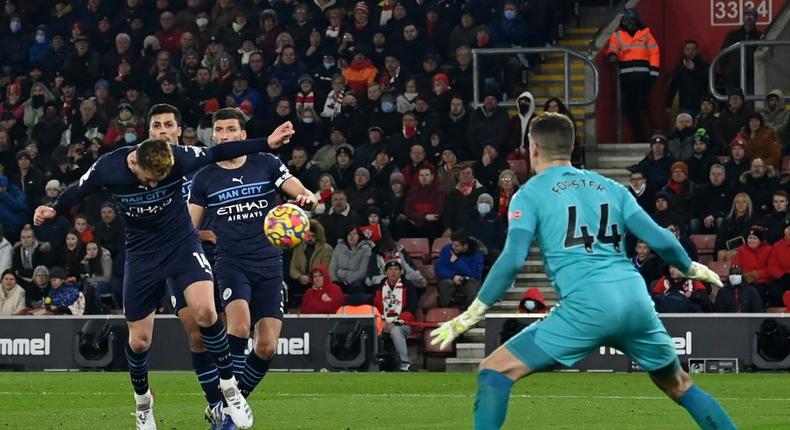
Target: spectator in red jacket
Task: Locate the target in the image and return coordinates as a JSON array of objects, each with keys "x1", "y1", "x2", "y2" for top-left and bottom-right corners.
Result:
[
  {"x1": 301, "y1": 265, "x2": 345, "y2": 314},
  {"x1": 652, "y1": 266, "x2": 710, "y2": 313},
  {"x1": 374, "y1": 260, "x2": 418, "y2": 371},
  {"x1": 767, "y1": 220, "x2": 790, "y2": 307},
  {"x1": 732, "y1": 227, "x2": 774, "y2": 300},
  {"x1": 404, "y1": 166, "x2": 445, "y2": 240}
]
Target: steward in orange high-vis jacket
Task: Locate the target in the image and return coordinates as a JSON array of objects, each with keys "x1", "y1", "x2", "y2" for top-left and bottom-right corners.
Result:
[{"x1": 607, "y1": 8, "x2": 660, "y2": 142}]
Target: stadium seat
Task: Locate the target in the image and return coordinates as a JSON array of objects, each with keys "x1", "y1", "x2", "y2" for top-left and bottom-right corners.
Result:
[
  {"x1": 431, "y1": 236, "x2": 451, "y2": 260},
  {"x1": 399, "y1": 238, "x2": 430, "y2": 263},
  {"x1": 419, "y1": 264, "x2": 437, "y2": 285},
  {"x1": 781, "y1": 156, "x2": 790, "y2": 178},
  {"x1": 707, "y1": 261, "x2": 731, "y2": 281},
  {"x1": 690, "y1": 234, "x2": 716, "y2": 255},
  {"x1": 507, "y1": 159, "x2": 529, "y2": 183},
  {"x1": 423, "y1": 308, "x2": 461, "y2": 354}
]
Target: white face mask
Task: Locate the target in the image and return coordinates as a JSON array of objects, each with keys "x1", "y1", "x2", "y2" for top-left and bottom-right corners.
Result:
[
  {"x1": 477, "y1": 203, "x2": 491, "y2": 215},
  {"x1": 631, "y1": 183, "x2": 646, "y2": 194},
  {"x1": 523, "y1": 300, "x2": 537, "y2": 311},
  {"x1": 196, "y1": 17, "x2": 209, "y2": 27},
  {"x1": 728, "y1": 275, "x2": 742, "y2": 285},
  {"x1": 232, "y1": 21, "x2": 245, "y2": 32}
]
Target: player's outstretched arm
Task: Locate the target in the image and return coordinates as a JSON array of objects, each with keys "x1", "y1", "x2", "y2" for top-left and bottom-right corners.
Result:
[
  {"x1": 281, "y1": 177, "x2": 317, "y2": 210},
  {"x1": 431, "y1": 228, "x2": 533, "y2": 350},
  {"x1": 187, "y1": 122, "x2": 296, "y2": 171},
  {"x1": 43, "y1": 163, "x2": 104, "y2": 225}
]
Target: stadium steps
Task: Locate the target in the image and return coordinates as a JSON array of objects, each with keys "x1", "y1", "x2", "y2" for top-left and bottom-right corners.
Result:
[
  {"x1": 445, "y1": 357, "x2": 484, "y2": 372},
  {"x1": 590, "y1": 143, "x2": 649, "y2": 185},
  {"x1": 520, "y1": 27, "x2": 598, "y2": 144}
]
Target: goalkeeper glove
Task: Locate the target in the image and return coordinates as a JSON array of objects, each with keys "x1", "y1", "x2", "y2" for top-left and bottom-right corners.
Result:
[
  {"x1": 682, "y1": 261, "x2": 723, "y2": 288},
  {"x1": 429, "y1": 298, "x2": 489, "y2": 350}
]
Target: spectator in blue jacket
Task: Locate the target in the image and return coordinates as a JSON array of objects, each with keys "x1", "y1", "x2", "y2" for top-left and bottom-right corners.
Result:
[
  {"x1": 466, "y1": 193, "x2": 505, "y2": 264},
  {"x1": 490, "y1": 1, "x2": 529, "y2": 47},
  {"x1": 635, "y1": 134, "x2": 677, "y2": 191},
  {"x1": 434, "y1": 229, "x2": 484, "y2": 308},
  {"x1": 0, "y1": 172, "x2": 28, "y2": 239}
]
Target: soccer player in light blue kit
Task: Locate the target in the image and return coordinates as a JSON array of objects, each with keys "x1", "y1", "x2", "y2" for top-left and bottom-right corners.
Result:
[{"x1": 431, "y1": 113, "x2": 737, "y2": 430}]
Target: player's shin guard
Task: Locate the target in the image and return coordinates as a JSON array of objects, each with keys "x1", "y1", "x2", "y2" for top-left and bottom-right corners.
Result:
[
  {"x1": 125, "y1": 343, "x2": 151, "y2": 395},
  {"x1": 677, "y1": 385, "x2": 737, "y2": 430},
  {"x1": 474, "y1": 369, "x2": 514, "y2": 430},
  {"x1": 227, "y1": 335, "x2": 248, "y2": 380},
  {"x1": 238, "y1": 350, "x2": 271, "y2": 398},
  {"x1": 199, "y1": 320, "x2": 235, "y2": 380},
  {"x1": 191, "y1": 351, "x2": 223, "y2": 408}
]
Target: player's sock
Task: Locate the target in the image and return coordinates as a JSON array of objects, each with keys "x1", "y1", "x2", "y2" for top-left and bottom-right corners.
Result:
[
  {"x1": 677, "y1": 384, "x2": 737, "y2": 430},
  {"x1": 199, "y1": 320, "x2": 235, "y2": 380},
  {"x1": 474, "y1": 369, "x2": 514, "y2": 430},
  {"x1": 227, "y1": 334, "x2": 248, "y2": 380},
  {"x1": 191, "y1": 351, "x2": 223, "y2": 408},
  {"x1": 238, "y1": 350, "x2": 271, "y2": 398},
  {"x1": 125, "y1": 343, "x2": 151, "y2": 395}
]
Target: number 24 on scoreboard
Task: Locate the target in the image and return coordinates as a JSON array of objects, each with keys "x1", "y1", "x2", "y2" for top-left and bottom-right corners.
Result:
[{"x1": 711, "y1": 0, "x2": 772, "y2": 26}]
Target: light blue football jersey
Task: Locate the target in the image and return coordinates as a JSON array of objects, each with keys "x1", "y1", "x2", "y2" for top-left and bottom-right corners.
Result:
[{"x1": 508, "y1": 166, "x2": 646, "y2": 298}]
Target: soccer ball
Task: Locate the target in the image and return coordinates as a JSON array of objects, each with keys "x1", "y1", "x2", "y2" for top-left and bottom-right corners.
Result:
[{"x1": 264, "y1": 203, "x2": 310, "y2": 249}]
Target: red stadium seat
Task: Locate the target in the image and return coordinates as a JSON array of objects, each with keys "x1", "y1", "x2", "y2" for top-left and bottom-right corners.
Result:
[
  {"x1": 431, "y1": 237, "x2": 451, "y2": 260},
  {"x1": 419, "y1": 264, "x2": 436, "y2": 285},
  {"x1": 399, "y1": 238, "x2": 430, "y2": 263},
  {"x1": 423, "y1": 308, "x2": 461, "y2": 354},
  {"x1": 781, "y1": 156, "x2": 790, "y2": 178},
  {"x1": 690, "y1": 234, "x2": 716, "y2": 255},
  {"x1": 707, "y1": 261, "x2": 731, "y2": 281},
  {"x1": 507, "y1": 159, "x2": 529, "y2": 183}
]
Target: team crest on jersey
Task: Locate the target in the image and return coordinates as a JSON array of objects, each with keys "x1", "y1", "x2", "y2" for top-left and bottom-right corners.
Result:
[
  {"x1": 223, "y1": 288, "x2": 233, "y2": 301},
  {"x1": 509, "y1": 210, "x2": 522, "y2": 220}
]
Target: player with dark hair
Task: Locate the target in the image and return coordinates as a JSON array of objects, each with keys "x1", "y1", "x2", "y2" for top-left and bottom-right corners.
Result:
[
  {"x1": 187, "y1": 108, "x2": 315, "y2": 409},
  {"x1": 431, "y1": 113, "x2": 736, "y2": 430},
  {"x1": 33, "y1": 103, "x2": 295, "y2": 430}
]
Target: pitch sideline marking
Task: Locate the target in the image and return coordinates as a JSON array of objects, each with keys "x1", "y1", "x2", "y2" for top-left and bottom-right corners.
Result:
[{"x1": 0, "y1": 391, "x2": 786, "y2": 401}]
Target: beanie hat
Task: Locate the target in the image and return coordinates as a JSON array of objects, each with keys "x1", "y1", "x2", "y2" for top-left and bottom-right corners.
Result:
[
  {"x1": 45, "y1": 179, "x2": 61, "y2": 191},
  {"x1": 477, "y1": 193, "x2": 494, "y2": 205},
  {"x1": 747, "y1": 226, "x2": 764, "y2": 241},
  {"x1": 355, "y1": 167, "x2": 370, "y2": 180},
  {"x1": 203, "y1": 98, "x2": 220, "y2": 114},
  {"x1": 671, "y1": 161, "x2": 688, "y2": 173},
  {"x1": 432, "y1": 73, "x2": 450, "y2": 86},
  {"x1": 389, "y1": 171, "x2": 405, "y2": 185}
]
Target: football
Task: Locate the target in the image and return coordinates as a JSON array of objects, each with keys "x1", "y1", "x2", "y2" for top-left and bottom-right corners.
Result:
[{"x1": 264, "y1": 203, "x2": 310, "y2": 249}]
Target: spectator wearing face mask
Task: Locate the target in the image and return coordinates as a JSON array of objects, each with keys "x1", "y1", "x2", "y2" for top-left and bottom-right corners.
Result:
[
  {"x1": 714, "y1": 264, "x2": 763, "y2": 312},
  {"x1": 506, "y1": 91, "x2": 535, "y2": 165},
  {"x1": 518, "y1": 287, "x2": 547, "y2": 314},
  {"x1": 466, "y1": 193, "x2": 505, "y2": 264}
]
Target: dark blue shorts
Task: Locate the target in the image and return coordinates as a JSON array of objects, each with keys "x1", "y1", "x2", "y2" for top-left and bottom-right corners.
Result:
[
  {"x1": 215, "y1": 257, "x2": 285, "y2": 322},
  {"x1": 123, "y1": 237, "x2": 214, "y2": 321},
  {"x1": 170, "y1": 242, "x2": 221, "y2": 315}
]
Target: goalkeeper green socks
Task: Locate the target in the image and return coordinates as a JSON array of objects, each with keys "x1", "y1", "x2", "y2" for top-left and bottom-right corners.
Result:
[
  {"x1": 474, "y1": 369, "x2": 514, "y2": 430},
  {"x1": 677, "y1": 384, "x2": 737, "y2": 430}
]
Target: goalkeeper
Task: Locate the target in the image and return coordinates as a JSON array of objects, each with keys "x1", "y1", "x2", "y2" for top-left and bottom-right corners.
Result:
[{"x1": 431, "y1": 113, "x2": 736, "y2": 430}]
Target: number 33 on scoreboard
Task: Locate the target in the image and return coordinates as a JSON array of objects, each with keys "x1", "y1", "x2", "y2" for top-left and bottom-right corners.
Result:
[{"x1": 711, "y1": 0, "x2": 771, "y2": 26}]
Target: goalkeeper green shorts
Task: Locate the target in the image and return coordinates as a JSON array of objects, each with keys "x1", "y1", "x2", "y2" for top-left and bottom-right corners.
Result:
[{"x1": 505, "y1": 278, "x2": 678, "y2": 372}]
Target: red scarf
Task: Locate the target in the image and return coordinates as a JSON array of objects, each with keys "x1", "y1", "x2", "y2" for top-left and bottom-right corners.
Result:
[
  {"x1": 667, "y1": 179, "x2": 685, "y2": 196},
  {"x1": 459, "y1": 182, "x2": 474, "y2": 197},
  {"x1": 498, "y1": 191, "x2": 512, "y2": 217},
  {"x1": 319, "y1": 188, "x2": 333, "y2": 203}
]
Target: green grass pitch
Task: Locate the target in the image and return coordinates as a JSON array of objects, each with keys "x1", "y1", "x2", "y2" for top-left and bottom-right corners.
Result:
[{"x1": 1, "y1": 372, "x2": 788, "y2": 429}]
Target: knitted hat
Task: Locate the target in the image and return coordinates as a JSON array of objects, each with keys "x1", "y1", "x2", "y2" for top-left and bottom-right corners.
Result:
[
  {"x1": 650, "y1": 134, "x2": 668, "y2": 145},
  {"x1": 336, "y1": 146, "x2": 353, "y2": 157},
  {"x1": 353, "y1": 1, "x2": 369, "y2": 14},
  {"x1": 671, "y1": 161, "x2": 688, "y2": 173},
  {"x1": 384, "y1": 259, "x2": 402, "y2": 270},
  {"x1": 432, "y1": 73, "x2": 450, "y2": 86},
  {"x1": 49, "y1": 266, "x2": 67, "y2": 280},
  {"x1": 355, "y1": 166, "x2": 370, "y2": 180},
  {"x1": 730, "y1": 135, "x2": 747, "y2": 149},
  {"x1": 239, "y1": 100, "x2": 254, "y2": 114},
  {"x1": 45, "y1": 179, "x2": 61, "y2": 191},
  {"x1": 747, "y1": 226, "x2": 764, "y2": 241},
  {"x1": 477, "y1": 193, "x2": 494, "y2": 205},
  {"x1": 389, "y1": 171, "x2": 405, "y2": 185},
  {"x1": 203, "y1": 98, "x2": 220, "y2": 113}
]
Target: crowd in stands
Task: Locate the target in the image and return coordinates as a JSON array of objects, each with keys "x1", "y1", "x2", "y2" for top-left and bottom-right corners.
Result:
[
  {"x1": 0, "y1": 0, "x2": 788, "y2": 326},
  {"x1": 0, "y1": 0, "x2": 571, "y2": 318}
]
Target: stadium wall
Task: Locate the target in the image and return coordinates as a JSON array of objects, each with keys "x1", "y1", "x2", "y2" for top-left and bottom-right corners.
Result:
[{"x1": 0, "y1": 315, "x2": 376, "y2": 371}]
